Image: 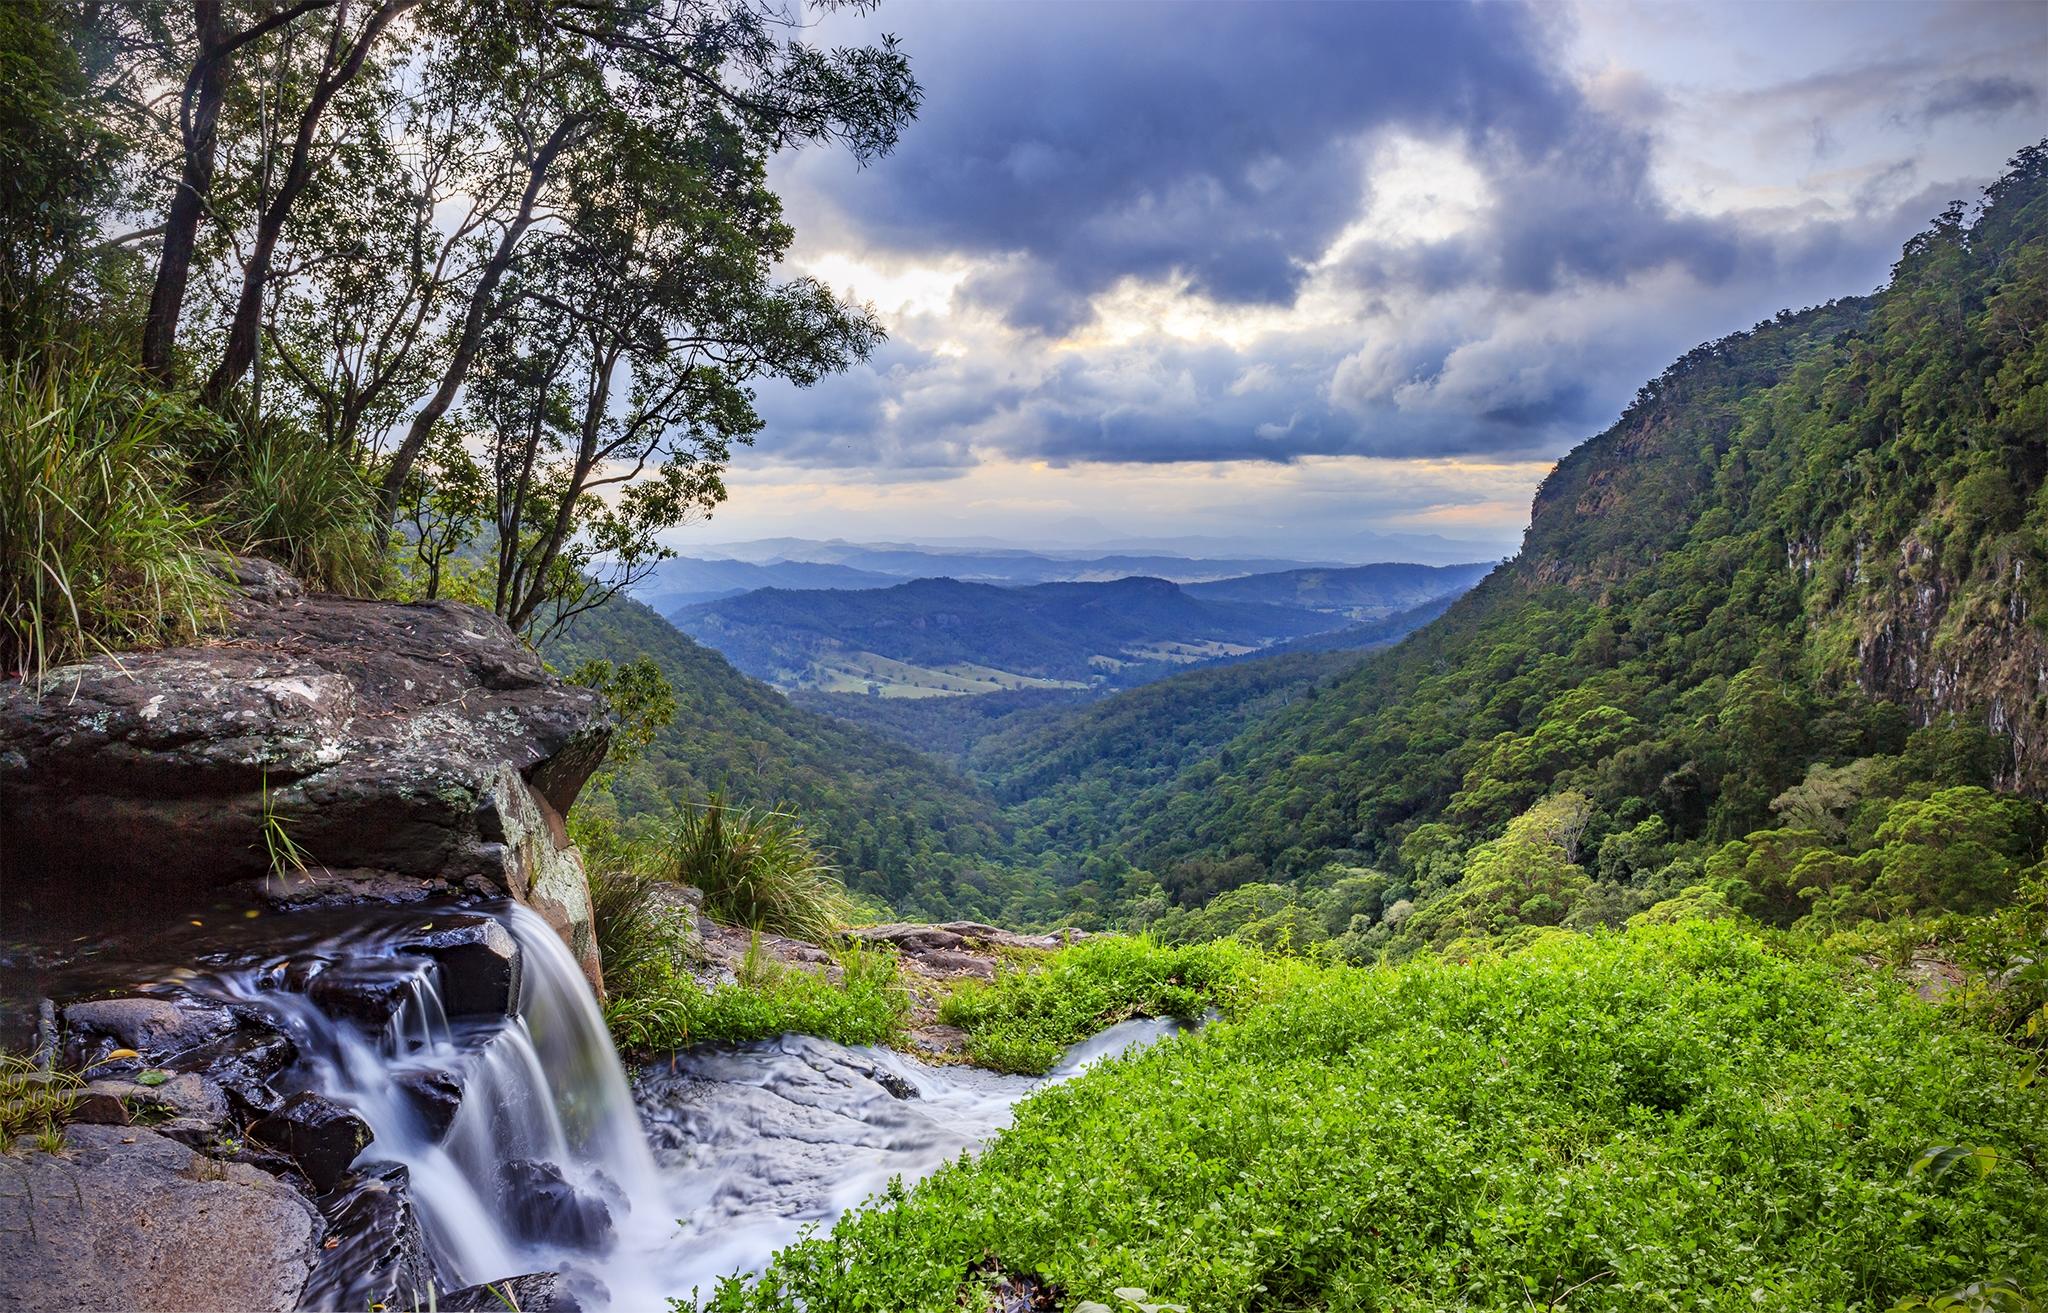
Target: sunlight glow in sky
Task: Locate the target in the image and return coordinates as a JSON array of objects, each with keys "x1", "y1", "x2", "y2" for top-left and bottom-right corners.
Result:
[{"x1": 683, "y1": 0, "x2": 2047, "y2": 561}]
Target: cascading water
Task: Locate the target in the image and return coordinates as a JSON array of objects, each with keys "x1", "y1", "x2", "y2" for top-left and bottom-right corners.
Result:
[
  {"x1": 189, "y1": 903, "x2": 1188, "y2": 1311},
  {"x1": 197, "y1": 904, "x2": 668, "y2": 1308}
]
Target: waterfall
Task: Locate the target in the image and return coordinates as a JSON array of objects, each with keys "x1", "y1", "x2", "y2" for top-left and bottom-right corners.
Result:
[
  {"x1": 192, "y1": 901, "x2": 1191, "y2": 1311},
  {"x1": 199, "y1": 903, "x2": 669, "y2": 1309}
]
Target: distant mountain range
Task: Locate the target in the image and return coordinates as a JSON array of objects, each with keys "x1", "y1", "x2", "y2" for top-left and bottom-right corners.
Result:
[
  {"x1": 1185, "y1": 562, "x2": 1494, "y2": 619},
  {"x1": 664, "y1": 563, "x2": 1490, "y2": 699},
  {"x1": 632, "y1": 541, "x2": 1353, "y2": 608}
]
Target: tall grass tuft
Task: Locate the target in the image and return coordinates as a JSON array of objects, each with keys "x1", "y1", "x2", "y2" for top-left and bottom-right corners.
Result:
[
  {"x1": 658, "y1": 796, "x2": 851, "y2": 944},
  {"x1": 193, "y1": 403, "x2": 383, "y2": 595},
  {"x1": 0, "y1": 351, "x2": 225, "y2": 682},
  {"x1": 0, "y1": 1051, "x2": 81, "y2": 1146},
  {"x1": 587, "y1": 857, "x2": 685, "y2": 996}
]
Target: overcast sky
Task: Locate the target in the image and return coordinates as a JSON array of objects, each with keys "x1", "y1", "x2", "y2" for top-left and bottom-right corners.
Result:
[{"x1": 685, "y1": 0, "x2": 2047, "y2": 561}]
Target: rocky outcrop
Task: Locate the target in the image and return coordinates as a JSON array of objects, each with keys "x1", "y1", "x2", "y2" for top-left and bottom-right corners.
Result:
[
  {"x1": 0, "y1": 1124, "x2": 321, "y2": 1313},
  {"x1": 0, "y1": 558, "x2": 611, "y2": 983}
]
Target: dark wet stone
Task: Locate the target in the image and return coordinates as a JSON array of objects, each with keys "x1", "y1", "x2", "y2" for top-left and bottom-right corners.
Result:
[
  {"x1": 440, "y1": 1272, "x2": 584, "y2": 1312},
  {"x1": 497, "y1": 1158, "x2": 614, "y2": 1251},
  {"x1": 175, "y1": 1023, "x2": 297, "y2": 1118},
  {"x1": 249, "y1": 1091, "x2": 371, "y2": 1192},
  {"x1": 304, "y1": 959, "x2": 427, "y2": 1029},
  {"x1": 297, "y1": 1161, "x2": 432, "y2": 1313},
  {"x1": 394, "y1": 1067, "x2": 463, "y2": 1141},
  {"x1": 62, "y1": 994, "x2": 237, "y2": 1062},
  {"x1": 395, "y1": 915, "x2": 522, "y2": 1017},
  {"x1": 866, "y1": 1065, "x2": 919, "y2": 1099}
]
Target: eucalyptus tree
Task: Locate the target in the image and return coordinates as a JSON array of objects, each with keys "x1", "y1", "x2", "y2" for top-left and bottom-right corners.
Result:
[
  {"x1": 450, "y1": 103, "x2": 885, "y2": 640},
  {"x1": 370, "y1": 0, "x2": 922, "y2": 538}
]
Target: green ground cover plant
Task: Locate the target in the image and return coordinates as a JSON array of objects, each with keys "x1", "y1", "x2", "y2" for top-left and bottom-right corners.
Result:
[
  {"x1": 604, "y1": 937, "x2": 909, "y2": 1054},
  {"x1": 0, "y1": 351, "x2": 225, "y2": 680},
  {"x1": 692, "y1": 921, "x2": 2048, "y2": 1313},
  {"x1": 657, "y1": 797, "x2": 854, "y2": 945},
  {"x1": 936, "y1": 935, "x2": 1278, "y2": 1074}
]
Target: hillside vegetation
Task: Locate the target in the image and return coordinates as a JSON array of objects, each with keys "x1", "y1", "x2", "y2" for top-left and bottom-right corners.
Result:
[
  {"x1": 544, "y1": 594, "x2": 1016, "y2": 913},
  {"x1": 970, "y1": 147, "x2": 2047, "y2": 954}
]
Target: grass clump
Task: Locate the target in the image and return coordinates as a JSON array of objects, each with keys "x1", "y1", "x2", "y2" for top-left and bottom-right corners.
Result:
[
  {"x1": 0, "y1": 1051, "x2": 81, "y2": 1147},
  {"x1": 694, "y1": 920, "x2": 2048, "y2": 1313},
  {"x1": 936, "y1": 935, "x2": 1274, "y2": 1074},
  {"x1": 605, "y1": 937, "x2": 909, "y2": 1053},
  {"x1": 657, "y1": 797, "x2": 850, "y2": 945},
  {"x1": 191, "y1": 404, "x2": 383, "y2": 595},
  {"x1": 0, "y1": 351, "x2": 225, "y2": 680}
]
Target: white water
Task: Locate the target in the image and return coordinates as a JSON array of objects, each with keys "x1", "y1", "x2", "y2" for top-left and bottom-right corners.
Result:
[
  {"x1": 626, "y1": 1016, "x2": 1188, "y2": 1308},
  {"x1": 201, "y1": 906, "x2": 1186, "y2": 1311}
]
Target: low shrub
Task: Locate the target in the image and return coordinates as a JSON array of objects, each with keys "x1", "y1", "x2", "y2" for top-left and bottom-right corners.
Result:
[
  {"x1": 191, "y1": 403, "x2": 382, "y2": 595},
  {"x1": 657, "y1": 797, "x2": 851, "y2": 944},
  {"x1": 605, "y1": 937, "x2": 909, "y2": 1053},
  {"x1": 694, "y1": 921, "x2": 2048, "y2": 1312},
  {"x1": 0, "y1": 350, "x2": 224, "y2": 680},
  {"x1": 936, "y1": 935, "x2": 1277, "y2": 1074}
]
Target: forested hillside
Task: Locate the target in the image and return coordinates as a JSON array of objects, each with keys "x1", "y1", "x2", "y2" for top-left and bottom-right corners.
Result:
[
  {"x1": 983, "y1": 148, "x2": 2047, "y2": 946},
  {"x1": 544, "y1": 596, "x2": 1020, "y2": 913}
]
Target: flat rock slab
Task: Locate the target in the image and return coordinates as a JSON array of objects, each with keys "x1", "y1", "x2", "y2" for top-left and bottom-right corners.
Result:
[
  {"x1": 0, "y1": 1124, "x2": 319, "y2": 1313},
  {"x1": 0, "y1": 558, "x2": 609, "y2": 900}
]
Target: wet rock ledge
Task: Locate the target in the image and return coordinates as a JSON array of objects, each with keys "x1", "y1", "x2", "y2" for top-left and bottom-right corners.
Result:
[{"x1": 0, "y1": 557, "x2": 612, "y2": 984}]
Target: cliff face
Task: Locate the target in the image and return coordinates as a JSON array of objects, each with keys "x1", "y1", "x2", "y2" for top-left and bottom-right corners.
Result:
[{"x1": 0, "y1": 558, "x2": 614, "y2": 983}]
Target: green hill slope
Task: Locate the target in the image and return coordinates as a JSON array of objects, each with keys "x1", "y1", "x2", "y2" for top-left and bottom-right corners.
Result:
[
  {"x1": 669, "y1": 575, "x2": 1340, "y2": 691},
  {"x1": 543, "y1": 595, "x2": 1013, "y2": 911},
  {"x1": 1015, "y1": 147, "x2": 2046, "y2": 932},
  {"x1": 1183, "y1": 560, "x2": 1493, "y2": 616}
]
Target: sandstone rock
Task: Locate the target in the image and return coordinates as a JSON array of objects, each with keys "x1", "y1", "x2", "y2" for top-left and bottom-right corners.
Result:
[
  {"x1": 298, "y1": 1161, "x2": 433, "y2": 1313},
  {"x1": 0, "y1": 1123, "x2": 319, "y2": 1312},
  {"x1": 0, "y1": 562, "x2": 611, "y2": 976},
  {"x1": 250, "y1": 1091, "x2": 372, "y2": 1191}
]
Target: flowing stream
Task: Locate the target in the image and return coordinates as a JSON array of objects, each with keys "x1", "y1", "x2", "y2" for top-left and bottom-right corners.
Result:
[{"x1": 191, "y1": 903, "x2": 1186, "y2": 1311}]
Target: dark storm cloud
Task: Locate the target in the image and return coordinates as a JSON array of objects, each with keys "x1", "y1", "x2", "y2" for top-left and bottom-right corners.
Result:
[
  {"x1": 1921, "y1": 75, "x2": 2042, "y2": 123},
  {"x1": 752, "y1": 0, "x2": 2043, "y2": 477},
  {"x1": 789, "y1": 0, "x2": 1596, "y2": 329}
]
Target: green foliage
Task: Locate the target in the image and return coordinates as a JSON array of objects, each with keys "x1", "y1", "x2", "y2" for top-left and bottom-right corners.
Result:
[
  {"x1": 694, "y1": 923, "x2": 2048, "y2": 1313},
  {"x1": 936, "y1": 936, "x2": 1270, "y2": 1074},
  {"x1": 604, "y1": 938, "x2": 909, "y2": 1054},
  {"x1": 585, "y1": 856, "x2": 688, "y2": 1002},
  {"x1": 0, "y1": 350, "x2": 224, "y2": 679},
  {"x1": 0, "y1": 1051, "x2": 80, "y2": 1145},
  {"x1": 657, "y1": 797, "x2": 851, "y2": 945},
  {"x1": 191, "y1": 405, "x2": 383, "y2": 595},
  {"x1": 0, "y1": 1, "x2": 133, "y2": 344}
]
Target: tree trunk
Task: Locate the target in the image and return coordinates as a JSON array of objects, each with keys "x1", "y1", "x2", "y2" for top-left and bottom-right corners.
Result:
[
  {"x1": 375, "y1": 117, "x2": 583, "y2": 542},
  {"x1": 203, "y1": 0, "x2": 419, "y2": 407},
  {"x1": 141, "y1": 0, "x2": 228, "y2": 382}
]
